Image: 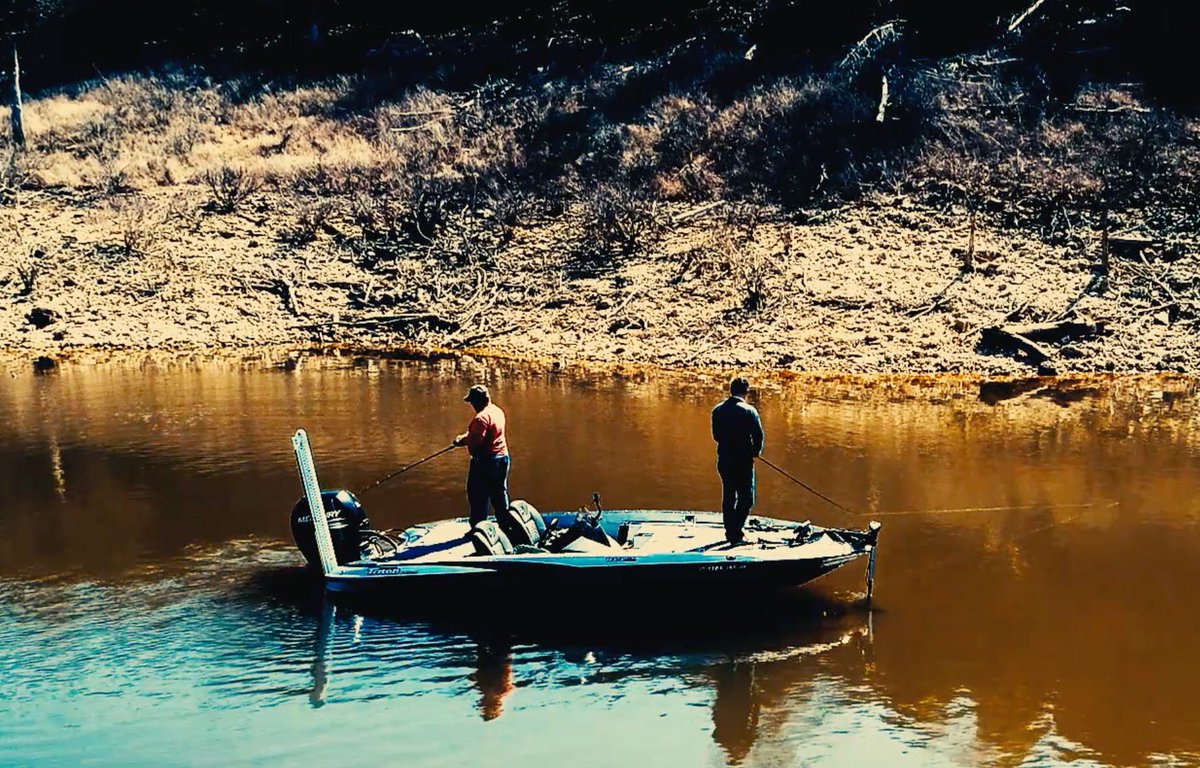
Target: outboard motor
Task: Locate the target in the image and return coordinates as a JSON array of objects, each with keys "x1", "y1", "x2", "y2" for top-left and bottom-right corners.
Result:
[{"x1": 291, "y1": 490, "x2": 369, "y2": 569}]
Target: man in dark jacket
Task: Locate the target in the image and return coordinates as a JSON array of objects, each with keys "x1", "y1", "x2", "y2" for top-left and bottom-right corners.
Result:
[{"x1": 711, "y1": 377, "x2": 765, "y2": 543}]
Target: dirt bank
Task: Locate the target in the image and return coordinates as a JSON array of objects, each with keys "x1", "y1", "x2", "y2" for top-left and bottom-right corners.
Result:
[{"x1": 2, "y1": 182, "x2": 1198, "y2": 375}]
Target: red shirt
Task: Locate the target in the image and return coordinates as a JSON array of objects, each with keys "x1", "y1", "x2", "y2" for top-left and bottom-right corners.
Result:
[{"x1": 466, "y1": 403, "x2": 508, "y2": 458}]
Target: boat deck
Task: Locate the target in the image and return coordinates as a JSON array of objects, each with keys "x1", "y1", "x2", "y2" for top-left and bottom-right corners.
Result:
[{"x1": 376, "y1": 510, "x2": 854, "y2": 565}]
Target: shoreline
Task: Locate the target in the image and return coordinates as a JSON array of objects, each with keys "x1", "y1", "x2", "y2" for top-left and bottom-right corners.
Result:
[{"x1": 7, "y1": 341, "x2": 1197, "y2": 398}]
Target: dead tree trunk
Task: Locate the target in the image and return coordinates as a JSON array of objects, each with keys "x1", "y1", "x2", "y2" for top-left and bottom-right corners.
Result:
[
  {"x1": 875, "y1": 74, "x2": 889, "y2": 123},
  {"x1": 308, "y1": 2, "x2": 321, "y2": 47},
  {"x1": 9, "y1": 43, "x2": 24, "y2": 149},
  {"x1": 1099, "y1": 209, "x2": 1110, "y2": 276}
]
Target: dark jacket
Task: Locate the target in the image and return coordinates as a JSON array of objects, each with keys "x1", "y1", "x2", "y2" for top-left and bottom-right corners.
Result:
[{"x1": 711, "y1": 396, "x2": 765, "y2": 465}]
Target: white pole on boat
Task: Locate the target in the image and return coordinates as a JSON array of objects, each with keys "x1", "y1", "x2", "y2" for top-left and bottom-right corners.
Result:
[
  {"x1": 292, "y1": 429, "x2": 340, "y2": 577},
  {"x1": 866, "y1": 520, "x2": 881, "y2": 601}
]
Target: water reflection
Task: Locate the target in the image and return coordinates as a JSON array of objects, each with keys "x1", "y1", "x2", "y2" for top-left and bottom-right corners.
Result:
[
  {"x1": 4, "y1": 530, "x2": 1196, "y2": 767},
  {"x1": 472, "y1": 638, "x2": 515, "y2": 721},
  {"x1": 302, "y1": 590, "x2": 518, "y2": 722},
  {"x1": 284, "y1": 564, "x2": 877, "y2": 762},
  {"x1": 711, "y1": 662, "x2": 760, "y2": 763},
  {"x1": 310, "y1": 600, "x2": 335, "y2": 708},
  {"x1": 1, "y1": 357, "x2": 1199, "y2": 766}
]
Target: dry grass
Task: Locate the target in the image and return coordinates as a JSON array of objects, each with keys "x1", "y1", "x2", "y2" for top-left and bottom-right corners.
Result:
[
  {"x1": 674, "y1": 205, "x2": 784, "y2": 313},
  {"x1": 1, "y1": 151, "x2": 37, "y2": 202},
  {"x1": 3, "y1": 6, "x2": 1199, "y2": 375},
  {"x1": 2, "y1": 58, "x2": 1197, "y2": 271},
  {"x1": 110, "y1": 196, "x2": 163, "y2": 257},
  {"x1": 281, "y1": 198, "x2": 336, "y2": 244},
  {"x1": 908, "y1": 74, "x2": 1200, "y2": 239},
  {"x1": 203, "y1": 165, "x2": 262, "y2": 213},
  {"x1": 575, "y1": 183, "x2": 663, "y2": 262},
  {"x1": 3, "y1": 232, "x2": 48, "y2": 297},
  {"x1": 15, "y1": 258, "x2": 39, "y2": 296}
]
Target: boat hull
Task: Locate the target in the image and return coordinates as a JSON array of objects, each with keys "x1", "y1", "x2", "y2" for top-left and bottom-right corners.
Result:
[
  {"x1": 324, "y1": 553, "x2": 862, "y2": 594},
  {"x1": 319, "y1": 510, "x2": 877, "y2": 597}
]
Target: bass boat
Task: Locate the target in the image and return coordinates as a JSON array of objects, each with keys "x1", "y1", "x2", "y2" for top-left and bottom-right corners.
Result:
[{"x1": 290, "y1": 430, "x2": 881, "y2": 597}]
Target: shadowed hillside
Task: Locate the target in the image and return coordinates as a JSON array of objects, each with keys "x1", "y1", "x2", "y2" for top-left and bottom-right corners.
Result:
[{"x1": 2, "y1": 1, "x2": 1199, "y2": 373}]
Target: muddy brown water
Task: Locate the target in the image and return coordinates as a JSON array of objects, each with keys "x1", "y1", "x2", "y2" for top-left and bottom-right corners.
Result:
[{"x1": 1, "y1": 357, "x2": 1198, "y2": 767}]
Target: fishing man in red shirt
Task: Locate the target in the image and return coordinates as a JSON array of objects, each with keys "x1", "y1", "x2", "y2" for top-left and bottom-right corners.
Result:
[{"x1": 452, "y1": 384, "x2": 511, "y2": 527}]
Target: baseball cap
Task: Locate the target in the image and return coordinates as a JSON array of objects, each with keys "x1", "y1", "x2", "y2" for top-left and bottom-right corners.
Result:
[{"x1": 463, "y1": 384, "x2": 490, "y2": 402}]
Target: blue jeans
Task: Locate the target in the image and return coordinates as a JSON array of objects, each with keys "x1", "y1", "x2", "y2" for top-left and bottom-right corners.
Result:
[
  {"x1": 467, "y1": 455, "x2": 511, "y2": 526},
  {"x1": 718, "y1": 460, "x2": 755, "y2": 542}
]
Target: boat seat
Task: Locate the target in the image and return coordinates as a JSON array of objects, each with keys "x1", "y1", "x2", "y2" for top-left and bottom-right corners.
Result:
[
  {"x1": 471, "y1": 521, "x2": 514, "y2": 556},
  {"x1": 497, "y1": 500, "x2": 546, "y2": 547}
]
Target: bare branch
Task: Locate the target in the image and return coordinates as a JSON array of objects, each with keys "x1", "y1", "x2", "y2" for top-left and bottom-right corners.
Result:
[{"x1": 1007, "y1": 0, "x2": 1049, "y2": 34}]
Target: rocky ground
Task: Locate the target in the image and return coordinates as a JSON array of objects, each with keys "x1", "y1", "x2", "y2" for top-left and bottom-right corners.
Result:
[{"x1": 3, "y1": 183, "x2": 1197, "y2": 376}]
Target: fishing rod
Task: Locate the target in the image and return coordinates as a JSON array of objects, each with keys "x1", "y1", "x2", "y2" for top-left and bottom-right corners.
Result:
[
  {"x1": 755, "y1": 455, "x2": 858, "y2": 518},
  {"x1": 358, "y1": 444, "x2": 457, "y2": 496}
]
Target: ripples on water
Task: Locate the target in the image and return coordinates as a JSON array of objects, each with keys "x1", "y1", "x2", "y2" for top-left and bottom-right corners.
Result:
[
  {"x1": 0, "y1": 546, "x2": 889, "y2": 768},
  {"x1": 1, "y1": 357, "x2": 1198, "y2": 767}
]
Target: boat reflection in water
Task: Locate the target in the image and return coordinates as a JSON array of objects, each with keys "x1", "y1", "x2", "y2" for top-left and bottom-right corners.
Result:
[
  {"x1": 309, "y1": 597, "x2": 514, "y2": 720},
  {"x1": 309, "y1": 599, "x2": 336, "y2": 708},
  {"x1": 294, "y1": 574, "x2": 873, "y2": 763}
]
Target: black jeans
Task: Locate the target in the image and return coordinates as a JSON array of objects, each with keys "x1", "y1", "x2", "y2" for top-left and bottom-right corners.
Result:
[
  {"x1": 718, "y1": 460, "x2": 755, "y2": 542},
  {"x1": 467, "y1": 454, "x2": 511, "y2": 526}
]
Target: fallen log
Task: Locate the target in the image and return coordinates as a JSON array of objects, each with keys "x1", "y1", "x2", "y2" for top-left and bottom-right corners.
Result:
[
  {"x1": 978, "y1": 319, "x2": 1105, "y2": 366},
  {"x1": 908, "y1": 272, "x2": 968, "y2": 318},
  {"x1": 1007, "y1": 319, "x2": 1105, "y2": 344},
  {"x1": 1051, "y1": 273, "x2": 1105, "y2": 322},
  {"x1": 979, "y1": 326, "x2": 1051, "y2": 365},
  {"x1": 390, "y1": 107, "x2": 455, "y2": 118},
  {"x1": 1109, "y1": 233, "x2": 1156, "y2": 255},
  {"x1": 390, "y1": 112, "x2": 452, "y2": 132},
  {"x1": 451, "y1": 325, "x2": 522, "y2": 349},
  {"x1": 670, "y1": 201, "x2": 723, "y2": 226},
  {"x1": 1071, "y1": 105, "x2": 1151, "y2": 115},
  {"x1": 839, "y1": 22, "x2": 901, "y2": 71}
]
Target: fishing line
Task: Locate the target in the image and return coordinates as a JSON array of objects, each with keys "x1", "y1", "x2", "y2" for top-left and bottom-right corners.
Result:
[
  {"x1": 358, "y1": 444, "x2": 457, "y2": 496},
  {"x1": 866, "y1": 500, "x2": 1118, "y2": 517},
  {"x1": 756, "y1": 454, "x2": 1117, "y2": 521},
  {"x1": 903, "y1": 510, "x2": 1090, "y2": 577}
]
